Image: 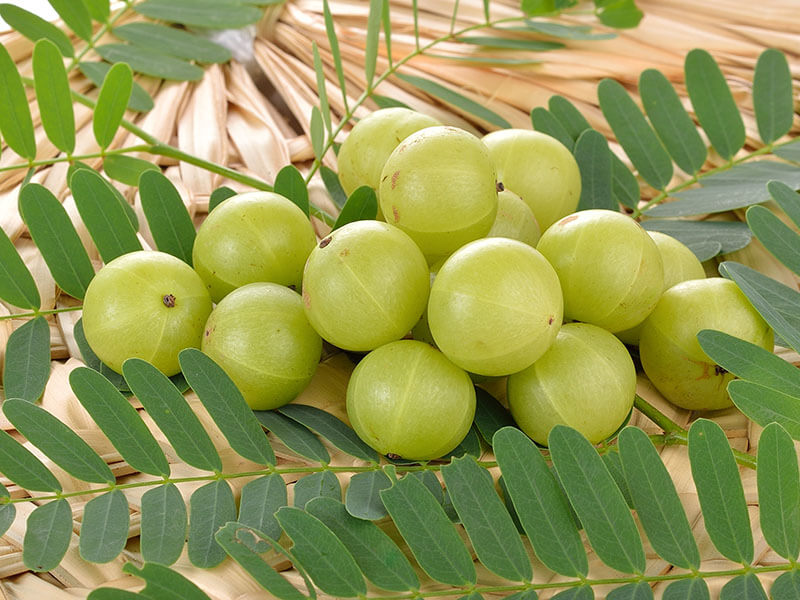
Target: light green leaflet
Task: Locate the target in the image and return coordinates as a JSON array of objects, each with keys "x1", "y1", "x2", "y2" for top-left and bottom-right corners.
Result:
[
  {"x1": 728, "y1": 380, "x2": 800, "y2": 441},
  {"x1": 768, "y1": 181, "x2": 800, "y2": 229},
  {"x1": 364, "y1": 0, "x2": 383, "y2": 89},
  {"x1": 574, "y1": 129, "x2": 614, "y2": 211},
  {"x1": 746, "y1": 204, "x2": 800, "y2": 275},
  {"x1": 531, "y1": 106, "x2": 574, "y2": 151},
  {"x1": 238, "y1": 474, "x2": 287, "y2": 542},
  {"x1": 137, "y1": 170, "x2": 196, "y2": 266},
  {"x1": 133, "y1": 0, "x2": 263, "y2": 29},
  {"x1": 79, "y1": 490, "x2": 130, "y2": 563},
  {"x1": 254, "y1": 410, "x2": 330, "y2": 463},
  {"x1": 140, "y1": 484, "x2": 187, "y2": 566},
  {"x1": 344, "y1": 470, "x2": 393, "y2": 520},
  {"x1": 96, "y1": 43, "x2": 204, "y2": 82},
  {"x1": 0, "y1": 428, "x2": 61, "y2": 492},
  {"x1": 113, "y1": 23, "x2": 231, "y2": 64},
  {"x1": 0, "y1": 4, "x2": 74, "y2": 56},
  {"x1": 310, "y1": 106, "x2": 325, "y2": 159},
  {"x1": 93, "y1": 62, "x2": 134, "y2": 149},
  {"x1": 48, "y1": 0, "x2": 92, "y2": 41},
  {"x1": 23, "y1": 499, "x2": 72, "y2": 572},
  {"x1": 83, "y1": 0, "x2": 110, "y2": 23},
  {"x1": 103, "y1": 154, "x2": 159, "y2": 186},
  {"x1": 752, "y1": 48, "x2": 793, "y2": 145},
  {"x1": 78, "y1": 61, "x2": 153, "y2": 112},
  {"x1": 293, "y1": 470, "x2": 341, "y2": 510},
  {"x1": 273, "y1": 164, "x2": 310, "y2": 216},
  {"x1": 0, "y1": 43, "x2": 36, "y2": 159},
  {"x1": 333, "y1": 186, "x2": 379, "y2": 230},
  {"x1": 2, "y1": 316, "x2": 50, "y2": 402},
  {"x1": 188, "y1": 480, "x2": 236, "y2": 568},
  {"x1": 32, "y1": 39, "x2": 75, "y2": 154}
]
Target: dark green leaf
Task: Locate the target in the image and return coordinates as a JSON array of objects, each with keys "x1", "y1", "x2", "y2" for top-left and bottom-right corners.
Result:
[
  {"x1": 140, "y1": 483, "x2": 187, "y2": 565},
  {"x1": 23, "y1": 499, "x2": 72, "y2": 571},
  {"x1": 601, "y1": 450, "x2": 633, "y2": 508},
  {"x1": 103, "y1": 154, "x2": 159, "y2": 186},
  {"x1": 188, "y1": 480, "x2": 236, "y2": 568},
  {"x1": 273, "y1": 165, "x2": 310, "y2": 216},
  {"x1": 238, "y1": 474, "x2": 286, "y2": 542},
  {"x1": 775, "y1": 140, "x2": 800, "y2": 164},
  {"x1": 720, "y1": 573, "x2": 767, "y2": 600},
  {"x1": 746, "y1": 204, "x2": 800, "y2": 275},
  {"x1": 2, "y1": 317, "x2": 50, "y2": 402},
  {"x1": 320, "y1": 165, "x2": 348, "y2": 209},
  {"x1": 504, "y1": 590, "x2": 539, "y2": 600},
  {"x1": 0, "y1": 429, "x2": 61, "y2": 492},
  {"x1": 95, "y1": 44, "x2": 203, "y2": 82},
  {"x1": 574, "y1": 128, "x2": 615, "y2": 210},
  {"x1": 255, "y1": 410, "x2": 329, "y2": 463},
  {"x1": 372, "y1": 94, "x2": 411, "y2": 110},
  {"x1": 663, "y1": 578, "x2": 710, "y2": 600},
  {"x1": 312, "y1": 42, "x2": 331, "y2": 133},
  {"x1": 549, "y1": 425, "x2": 646, "y2": 574},
  {"x1": 323, "y1": 0, "x2": 348, "y2": 114},
  {"x1": 69, "y1": 366, "x2": 171, "y2": 477},
  {"x1": 208, "y1": 185, "x2": 237, "y2": 212},
  {"x1": 88, "y1": 589, "x2": 141, "y2": 600},
  {"x1": 380, "y1": 473, "x2": 477, "y2": 586},
  {"x1": 138, "y1": 170, "x2": 196, "y2": 265},
  {"x1": 0, "y1": 43, "x2": 36, "y2": 159},
  {"x1": 79, "y1": 490, "x2": 129, "y2": 563},
  {"x1": 598, "y1": 78, "x2": 672, "y2": 190},
  {"x1": 448, "y1": 424, "x2": 482, "y2": 458},
  {"x1": 279, "y1": 404, "x2": 380, "y2": 463},
  {"x1": 596, "y1": 0, "x2": 643, "y2": 29},
  {"x1": 396, "y1": 73, "x2": 511, "y2": 129},
  {"x1": 48, "y1": 0, "x2": 92, "y2": 40},
  {"x1": 493, "y1": 427, "x2": 588, "y2": 577},
  {"x1": 275, "y1": 506, "x2": 367, "y2": 597},
  {"x1": 0, "y1": 229, "x2": 40, "y2": 309},
  {"x1": 548, "y1": 95, "x2": 591, "y2": 143},
  {"x1": 344, "y1": 470, "x2": 392, "y2": 520},
  {"x1": 728, "y1": 380, "x2": 800, "y2": 441},
  {"x1": 618, "y1": 427, "x2": 700, "y2": 569},
  {"x1": 364, "y1": 0, "x2": 382, "y2": 89},
  {"x1": 134, "y1": 0, "x2": 263, "y2": 29},
  {"x1": 753, "y1": 49, "x2": 793, "y2": 145},
  {"x1": 113, "y1": 23, "x2": 231, "y2": 63},
  {"x1": 0, "y1": 483, "x2": 15, "y2": 538},
  {"x1": 179, "y1": 349, "x2": 275, "y2": 466},
  {"x1": 306, "y1": 496, "x2": 420, "y2": 592},
  {"x1": 641, "y1": 221, "x2": 751, "y2": 261},
  {"x1": 688, "y1": 418, "x2": 753, "y2": 564},
  {"x1": 32, "y1": 39, "x2": 75, "y2": 154},
  {"x1": 83, "y1": 0, "x2": 109, "y2": 22},
  {"x1": 0, "y1": 4, "x2": 73, "y2": 56},
  {"x1": 78, "y1": 62, "x2": 153, "y2": 112},
  {"x1": 93, "y1": 61, "x2": 133, "y2": 148},
  {"x1": 333, "y1": 186, "x2": 378, "y2": 230},
  {"x1": 606, "y1": 582, "x2": 653, "y2": 600},
  {"x1": 73, "y1": 319, "x2": 129, "y2": 391},
  {"x1": 552, "y1": 587, "x2": 594, "y2": 600},
  {"x1": 531, "y1": 107, "x2": 574, "y2": 151},
  {"x1": 771, "y1": 571, "x2": 800, "y2": 600},
  {"x1": 293, "y1": 471, "x2": 341, "y2": 509},
  {"x1": 768, "y1": 181, "x2": 800, "y2": 229},
  {"x1": 611, "y1": 153, "x2": 640, "y2": 210},
  {"x1": 441, "y1": 455, "x2": 531, "y2": 581},
  {"x1": 684, "y1": 49, "x2": 745, "y2": 160},
  {"x1": 123, "y1": 562, "x2": 212, "y2": 600},
  {"x1": 473, "y1": 387, "x2": 515, "y2": 447},
  {"x1": 457, "y1": 35, "x2": 563, "y2": 51}
]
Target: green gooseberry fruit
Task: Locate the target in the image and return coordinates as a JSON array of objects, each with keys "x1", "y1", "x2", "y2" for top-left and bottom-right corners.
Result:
[
  {"x1": 346, "y1": 339, "x2": 476, "y2": 460},
  {"x1": 482, "y1": 129, "x2": 580, "y2": 230},
  {"x1": 378, "y1": 126, "x2": 498, "y2": 261},
  {"x1": 302, "y1": 220, "x2": 430, "y2": 352},
  {"x1": 536, "y1": 209, "x2": 664, "y2": 333},
  {"x1": 428, "y1": 237, "x2": 563, "y2": 376},
  {"x1": 487, "y1": 188, "x2": 541, "y2": 247},
  {"x1": 507, "y1": 322, "x2": 636, "y2": 445},
  {"x1": 82, "y1": 250, "x2": 212, "y2": 376},
  {"x1": 192, "y1": 191, "x2": 317, "y2": 303},
  {"x1": 201, "y1": 282, "x2": 322, "y2": 410},
  {"x1": 639, "y1": 278, "x2": 773, "y2": 411}
]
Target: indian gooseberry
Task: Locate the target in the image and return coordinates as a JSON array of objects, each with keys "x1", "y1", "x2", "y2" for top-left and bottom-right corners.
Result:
[
  {"x1": 428, "y1": 237, "x2": 563, "y2": 377},
  {"x1": 192, "y1": 191, "x2": 317, "y2": 303},
  {"x1": 536, "y1": 209, "x2": 664, "y2": 333},
  {"x1": 639, "y1": 278, "x2": 773, "y2": 411},
  {"x1": 487, "y1": 188, "x2": 541, "y2": 247},
  {"x1": 346, "y1": 339, "x2": 475, "y2": 460},
  {"x1": 82, "y1": 250, "x2": 212, "y2": 376},
  {"x1": 482, "y1": 129, "x2": 580, "y2": 230},
  {"x1": 378, "y1": 126, "x2": 498, "y2": 261},
  {"x1": 507, "y1": 322, "x2": 636, "y2": 445},
  {"x1": 302, "y1": 220, "x2": 429, "y2": 352},
  {"x1": 201, "y1": 283, "x2": 322, "y2": 410}
]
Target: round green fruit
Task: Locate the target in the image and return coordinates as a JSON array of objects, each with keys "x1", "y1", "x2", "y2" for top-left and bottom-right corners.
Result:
[
  {"x1": 378, "y1": 126, "x2": 498, "y2": 261},
  {"x1": 201, "y1": 283, "x2": 322, "y2": 410},
  {"x1": 507, "y1": 322, "x2": 635, "y2": 445},
  {"x1": 482, "y1": 129, "x2": 580, "y2": 230},
  {"x1": 428, "y1": 237, "x2": 563, "y2": 376},
  {"x1": 192, "y1": 191, "x2": 317, "y2": 303},
  {"x1": 639, "y1": 278, "x2": 773, "y2": 411},
  {"x1": 302, "y1": 220, "x2": 429, "y2": 351},
  {"x1": 82, "y1": 250, "x2": 212, "y2": 376},
  {"x1": 346, "y1": 339, "x2": 475, "y2": 460},
  {"x1": 487, "y1": 188, "x2": 541, "y2": 247},
  {"x1": 536, "y1": 209, "x2": 664, "y2": 333}
]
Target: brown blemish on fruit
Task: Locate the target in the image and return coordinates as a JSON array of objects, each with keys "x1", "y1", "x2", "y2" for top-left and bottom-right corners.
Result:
[
  {"x1": 386, "y1": 452, "x2": 401, "y2": 460},
  {"x1": 319, "y1": 236, "x2": 332, "y2": 248},
  {"x1": 714, "y1": 365, "x2": 728, "y2": 376},
  {"x1": 548, "y1": 316, "x2": 554, "y2": 325},
  {"x1": 392, "y1": 205, "x2": 400, "y2": 222},
  {"x1": 340, "y1": 248, "x2": 350, "y2": 257},
  {"x1": 559, "y1": 214, "x2": 579, "y2": 226},
  {"x1": 204, "y1": 326, "x2": 214, "y2": 338},
  {"x1": 302, "y1": 289, "x2": 311, "y2": 309},
  {"x1": 163, "y1": 294, "x2": 176, "y2": 308},
  {"x1": 391, "y1": 170, "x2": 400, "y2": 189},
  {"x1": 496, "y1": 181, "x2": 505, "y2": 192}
]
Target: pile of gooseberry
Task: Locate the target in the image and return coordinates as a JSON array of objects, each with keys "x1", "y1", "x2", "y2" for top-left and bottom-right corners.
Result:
[{"x1": 81, "y1": 107, "x2": 772, "y2": 461}]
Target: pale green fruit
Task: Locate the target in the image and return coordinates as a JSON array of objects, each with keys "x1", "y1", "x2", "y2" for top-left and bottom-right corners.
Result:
[
  {"x1": 507, "y1": 322, "x2": 635, "y2": 445},
  {"x1": 482, "y1": 129, "x2": 580, "y2": 230},
  {"x1": 487, "y1": 188, "x2": 541, "y2": 247},
  {"x1": 536, "y1": 209, "x2": 664, "y2": 333},
  {"x1": 428, "y1": 237, "x2": 563, "y2": 376},
  {"x1": 346, "y1": 340, "x2": 475, "y2": 460},
  {"x1": 201, "y1": 283, "x2": 322, "y2": 410},
  {"x1": 302, "y1": 220, "x2": 429, "y2": 351},
  {"x1": 639, "y1": 278, "x2": 773, "y2": 411},
  {"x1": 192, "y1": 191, "x2": 317, "y2": 303},
  {"x1": 82, "y1": 251, "x2": 212, "y2": 376},
  {"x1": 379, "y1": 126, "x2": 498, "y2": 260}
]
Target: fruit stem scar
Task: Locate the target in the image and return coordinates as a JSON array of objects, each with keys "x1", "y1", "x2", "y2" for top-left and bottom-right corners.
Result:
[
  {"x1": 163, "y1": 294, "x2": 176, "y2": 308},
  {"x1": 319, "y1": 236, "x2": 332, "y2": 248},
  {"x1": 496, "y1": 181, "x2": 504, "y2": 192}
]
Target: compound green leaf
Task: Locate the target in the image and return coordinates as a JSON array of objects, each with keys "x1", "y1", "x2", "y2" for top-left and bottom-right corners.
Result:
[
  {"x1": 753, "y1": 49, "x2": 794, "y2": 145},
  {"x1": 457, "y1": 35, "x2": 563, "y2": 51},
  {"x1": 306, "y1": 496, "x2": 420, "y2": 592},
  {"x1": 320, "y1": 165, "x2": 347, "y2": 209},
  {"x1": 238, "y1": 474, "x2": 286, "y2": 541},
  {"x1": 0, "y1": 4, "x2": 73, "y2": 56},
  {"x1": 611, "y1": 154, "x2": 640, "y2": 210},
  {"x1": 113, "y1": 23, "x2": 231, "y2": 63},
  {"x1": 364, "y1": 0, "x2": 382, "y2": 89},
  {"x1": 179, "y1": 349, "x2": 275, "y2": 466},
  {"x1": 642, "y1": 221, "x2": 751, "y2": 261},
  {"x1": 23, "y1": 499, "x2": 72, "y2": 572},
  {"x1": 133, "y1": 0, "x2": 263, "y2": 29},
  {"x1": 83, "y1": 0, "x2": 109, "y2": 22},
  {"x1": 746, "y1": 204, "x2": 800, "y2": 275},
  {"x1": 574, "y1": 128, "x2": 614, "y2": 210},
  {"x1": 47, "y1": 0, "x2": 92, "y2": 40},
  {"x1": 208, "y1": 185, "x2": 237, "y2": 212},
  {"x1": 137, "y1": 170, "x2": 196, "y2": 265},
  {"x1": 69, "y1": 366, "x2": 171, "y2": 477},
  {"x1": 332, "y1": 186, "x2": 378, "y2": 230},
  {"x1": 530, "y1": 107, "x2": 574, "y2": 151},
  {"x1": 0, "y1": 429, "x2": 61, "y2": 492},
  {"x1": 548, "y1": 95, "x2": 591, "y2": 143},
  {"x1": 381, "y1": 473, "x2": 476, "y2": 586},
  {"x1": 688, "y1": 419, "x2": 753, "y2": 564},
  {"x1": 473, "y1": 388, "x2": 515, "y2": 447},
  {"x1": 79, "y1": 490, "x2": 129, "y2": 563},
  {"x1": 549, "y1": 425, "x2": 646, "y2": 574},
  {"x1": 2, "y1": 316, "x2": 50, "y2": 402},
  {"x1": 768, "y1": 181, "x2": 800, "y2": 229},
  {"x1": 123, "y1": 562, "x2": 212, "y2": 600},
  {"x1": 663, "y1": 578, "x2": 710, "y2": 600},
  {"x1": 32, "y1": 39, "x2": 75, "y2": 154},
  {"x1": 255, "y1": 410, "x2": 329, "y2": 463},
  {"x1": 276, "y1": 506, "x2": 367, "y2": 597},
  {"x1": 78, "y1": 61, "x2": 153, "y2": 112},
  {"x1": 103, "y1": 154, "x2": 159, "y2": 186},
  {"x1": 728, "y1": 380, "x2": 800, "y2": 441},
  {"x1": 720, "y1": 573, "x2": 767, "y2": 600},
  {"x1": 606, "y1": 582, "x2": 653, "y2": 600},
  {"x1": 771, "y1": 571, "x2": 800, "y2": 600},
  {"x1": 684, "y1": 49, "x2": 745, "y2": 160},
  {"x1": 93, "y1": 62, "x2": 133, "y2": 148},
  {"x1": 140, "y1": 483, "x2": 187, "y2": 566},
  {"x1": 0, "y1": 43, "x2": 36, "y2": 159},
  {"x1": 0, "y1": 229, "x2": 40, "y2": 309},
  {"x1": 293, "y1": 471, "x2": 341, "y2": 510},
  {"x1": 95, "y1": 44, "x2": 203, "y2": 82},
  {"x1": 273, "y1": 165, "x2": 310, "y2": 216},
  {"x1": 345, "y1": 470, "x2": 392, "y2": 520},
  {"x1": 188, "y1": 480, "x2": 236, "y2": 568}
]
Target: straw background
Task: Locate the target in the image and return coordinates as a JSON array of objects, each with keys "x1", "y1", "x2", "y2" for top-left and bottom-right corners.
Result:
[{"x1": 0, "y1": 0, "x2": 798, "y2": 597}]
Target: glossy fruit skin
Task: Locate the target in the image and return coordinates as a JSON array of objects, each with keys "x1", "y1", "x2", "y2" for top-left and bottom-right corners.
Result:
[
  {"x1": 82, "y1": 250, "x2": 212, "y2": 376},
  {"x1": 428, "y1": 237, "x2": 563, "y2": 376},
  {"x1": 507, "y1": 322, "x2": 636, "y2": 445},
  {"x1": 201, "y1": 283, "x2": 322, "y2": 410},
  {"x1": 482, "y1": 129, "x2": 580, "y2": 230},
  {"x1": 639, "y1": 278, "x2": 773, "y2": 411},
  {"x1": 378, "y1": 126, "x2": 498, "y2": 261},
  {"x1": 302, "y1": 220, "x2": 429, "y2": 352},
  {"x1": 536, "y1": 209, "x2": 664, "y2": 333},
  {"x1": 346, "y1": 339, "x2": 475, "y2": 460},
  {"x1": 487, "y1": 188, "x2": 541, "y2": 247},
  {"x1": 192, "y1": 191, "x2": 317, "y2": 303}
]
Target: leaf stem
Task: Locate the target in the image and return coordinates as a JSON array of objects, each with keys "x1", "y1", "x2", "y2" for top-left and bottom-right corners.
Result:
[
  {"x1": 0, "y1": 145, "x2": 152, "y2": 174},
  {"x1": 0, "y1": 306, "x2": 83, "y2": 322}
]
